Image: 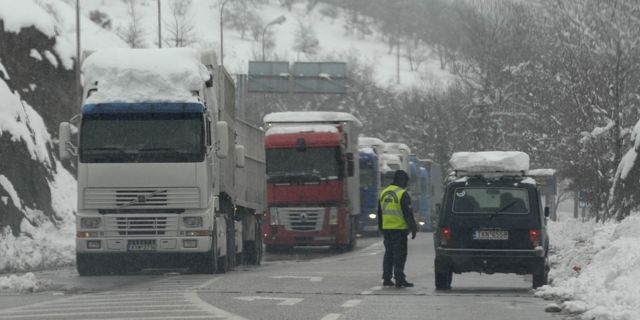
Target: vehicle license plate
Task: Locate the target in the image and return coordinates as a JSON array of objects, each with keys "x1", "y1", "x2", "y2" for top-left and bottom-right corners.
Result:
[
  {"x1": 128, "y1": 239, "x2": 156, "y2": 251},
  {"x1": 473, "y1": 230, "x2": 508, "y2": 240}
]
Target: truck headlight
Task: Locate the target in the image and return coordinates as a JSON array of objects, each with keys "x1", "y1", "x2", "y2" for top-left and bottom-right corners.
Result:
[
  {"x1": 183, "y1": 216, "x2": 203, "y2": 228},
  {"x1": 269, "y1": 208, "x2": 279, "y2": 225},
  {"x1": 329, "y1": 207, "x2": 338, "y2": 225},
  {"x1": 368, "y1": 213, "x2": 376, "y2": 220},
  {"x1": 80, "y1": 217, "x2": 101, "y2": 229}
]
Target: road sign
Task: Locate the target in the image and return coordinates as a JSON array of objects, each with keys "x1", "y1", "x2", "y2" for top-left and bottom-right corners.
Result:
[
  {"x1": 248, "y1": 61, "x2": 290, "y2": 93},
  {"x1": 292, "y1": 62, "x2": 346, "y2": 94}
]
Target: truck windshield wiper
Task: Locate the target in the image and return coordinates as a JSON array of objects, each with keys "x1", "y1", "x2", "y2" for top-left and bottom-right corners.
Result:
[
  {"x1": 489, "y1": 200, "x2": 518, "y2": 220},
  {"x1": 138, "y1": 147, "x2": 178, "y2": 153}
]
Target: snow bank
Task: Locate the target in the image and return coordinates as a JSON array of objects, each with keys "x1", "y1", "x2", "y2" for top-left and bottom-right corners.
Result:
[
  {"x1": 0, "y1": 79, "x2": 52, "y2": 165},
  {"x1": 0, "y1": 0, "x2": 128, "y2": 70},
  {"x1": 450, "y1": 151, "x2": 530, "y2": 172},
  {"x1": 0, "y1": 0, "x2": 56, "y2": 38},
  {"x1": 0, "y1": 160, "x2": 76, "y2": 273},
  {"x1": 264, "y1": 112, "x2": 362, "y2": 127},
  {"x1": 0, "y1": 272, "x2": 50, "y2": 293},
  {"x1": 0, "y1": 59, "x2": 9, "y2": 80},
  {"x1": 537, "y1": 216, "x2": 640, "y2": 319},
  {"x1": 266, "y1": 124, "x2": 338, "y2": 136},
  {"x1": 82, "y1": 48, "x2": 210, "y2": 104}
]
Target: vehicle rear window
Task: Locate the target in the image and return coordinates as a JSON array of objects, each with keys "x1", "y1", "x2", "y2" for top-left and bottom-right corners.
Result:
[{"x1": 452, "y1": 187, "x2": 529, "y2": 214}]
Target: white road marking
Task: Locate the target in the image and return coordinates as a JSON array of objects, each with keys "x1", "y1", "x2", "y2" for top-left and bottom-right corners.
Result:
[
  {"x1": 234, "y1": 296, "x2": 304, "y2": 306},
  {"x1": 184, "y1": 277, "x2": 248, "y2": 320},
  {"x1": 360, "y1": 285, "x2": 382, "y2": 295},
  {"x1": 320, "y1": 313, "x2": 342, "y2": 320},
  {"x1": 270, "y1": 275, "x2": 324, "y2": 282},
  {"x1": 341, "y1": 299, "x2": 362, "y2": 308}
]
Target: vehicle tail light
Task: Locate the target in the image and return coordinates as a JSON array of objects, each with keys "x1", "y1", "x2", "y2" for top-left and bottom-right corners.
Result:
[
  {"x1": 529, "y1": 229, "x2": 541, "y2": 247},
  {"x1": 440, "y1": 227, "x2": 452, "y2": 246},
  {"x1": 329, "y1": 207, "x2": 338, "y2": 225}
]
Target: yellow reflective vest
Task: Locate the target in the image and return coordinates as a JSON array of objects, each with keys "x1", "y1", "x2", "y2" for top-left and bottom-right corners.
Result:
[{"x1": 379, "y1": 185, "x2": 408, "y2": 230}]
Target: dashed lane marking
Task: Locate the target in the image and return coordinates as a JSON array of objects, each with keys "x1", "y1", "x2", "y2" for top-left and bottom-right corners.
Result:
[
  {"x1": 270, "y1": 275, "x2": 324, "y2": 282},
  {"x1": 320, "y1": 313, "x2": 342, "y2": 320},
  {"x1": 341, "y1": 299, "x2": 362, "y2": 308},
  {"x1": 234, "y1": 296, "x2": 304, "y2": 306},
  {"x1": 360, "y1": 285, "x2": 382, "y2": 295}
]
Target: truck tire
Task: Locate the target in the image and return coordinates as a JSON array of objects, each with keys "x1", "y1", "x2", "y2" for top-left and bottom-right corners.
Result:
[
  {"x1": 532, "y1": 257, "x2": 549, "y2": 289},
  {"x1": 435, "y1": 269, "x2": 452, "y2": 290},
  {"x1": 217, "y1": 253, "x2": 228, "y2": 273},
  {"x1": 76, "y1": 254, "x2": 97, "y2": 276},
  {"x1": 196, "y1": 237, "x2": 218, "y2": 274},
  {"x1": 244, "y1": 223, "x2": 263, "y2": 265}
]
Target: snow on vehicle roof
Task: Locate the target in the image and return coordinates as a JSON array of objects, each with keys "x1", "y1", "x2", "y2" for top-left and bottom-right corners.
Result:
[
  {"x1": 383, "y1": 142, "x2": 411, "y2": 154},
  {"x1": 264, "y1": 112, "x2": 362, "y2": 127},
  {"x1": 380, "y1": 154, "x2": 402, "y2": 173},
  {"x1": 82, "y1": 48, "x2": 210, "y2": 104},
  {"x1": 265, "y1": 125, "x2": 338, "y2": 136},
  {"x1": 359, "y1": 136, "x2": 385, "y2": 147},
  {"x1": 450, "y1": 151, "x2": 530, "y2": 173},
  {"x1": 527, "y1": 169, "x2": 557, "y2": 176}
]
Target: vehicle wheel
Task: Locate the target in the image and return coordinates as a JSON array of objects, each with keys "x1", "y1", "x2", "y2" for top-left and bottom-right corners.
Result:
[
  {"x1": 532, "y1": 258, "x2": 549, "y2": 289},
  {"x1": 243, "y1": 240, "x2": 262, "y2": 265},
  {"x1": 76, "y1": 254, "x2": 97, "y2": 276},
  {"x1": 435, "y1": 269, "x2": 452, "y2": 290},
  {"x1": 217, "y1": 252, "x2": 228, "y2": 274},
  {"x1": 196, "y1": 238, "x2": 218, "y2": 274}
]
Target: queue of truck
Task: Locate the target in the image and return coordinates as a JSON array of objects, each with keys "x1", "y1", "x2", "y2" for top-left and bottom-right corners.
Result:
[{"x1": 57, "y1": 47, "x2": 446, "y2": 275}]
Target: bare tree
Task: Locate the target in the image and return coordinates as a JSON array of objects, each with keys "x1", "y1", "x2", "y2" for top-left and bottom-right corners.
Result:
[
  {"x1": 292, "y1": 22, "x2": 319, "y2": 60},
  {"x1": 117, "y1": 0, "x2": 146, "y2": 48},
  {"x1": 163, "y1": 0, "x2": 198, "y2": 47}
]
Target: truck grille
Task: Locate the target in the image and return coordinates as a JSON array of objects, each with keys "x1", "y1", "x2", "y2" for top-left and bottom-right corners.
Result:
[
  {"x1": 105, "y1": 216, "x2": 179, "y2": 236},
  {"x1": 84, "y1": 188, "x2": 200, "y2": 209},
  {"x1": 280, "y1": 207, "x2": 325, "y2": 232}
]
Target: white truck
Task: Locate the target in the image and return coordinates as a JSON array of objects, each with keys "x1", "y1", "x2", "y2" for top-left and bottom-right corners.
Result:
[
  {"x1": 380, "y1": 142, "x2": 411, "y2": 187},
  {"x1": 58, "y1": 48, "x2": 265, "y2": 275}
]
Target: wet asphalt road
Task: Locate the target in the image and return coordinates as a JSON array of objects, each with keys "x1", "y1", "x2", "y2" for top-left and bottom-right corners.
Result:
[{"x1": 0, "y1": 234, "x2": 569, "y2": 320}]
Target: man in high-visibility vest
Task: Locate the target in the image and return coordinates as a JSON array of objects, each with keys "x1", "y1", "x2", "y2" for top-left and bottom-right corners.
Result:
[{"x1": 378, "y1": 170, "x2": 418, "y2": 288}]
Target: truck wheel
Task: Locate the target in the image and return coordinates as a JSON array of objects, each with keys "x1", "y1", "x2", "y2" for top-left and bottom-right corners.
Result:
[
  {"x1": 435, "y1": 269, "x2": 452, "y2": 290},
  {"x1": 196, "y1": 238, "x2": 218, "y2": 274},
  {"x1": 532, "y1": 257, "x2": 549, "y2": 288},
  {"x1": 216, "y1": 253, "x2": 228, "y2": 274},
  {"x1": 76, "y1": 254, "x2": 97, "y2": 276}
]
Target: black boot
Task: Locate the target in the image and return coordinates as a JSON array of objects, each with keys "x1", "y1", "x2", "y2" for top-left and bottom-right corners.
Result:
[
  {"x1": 395, "y1": 280, "x2": 414, "y2": 288},
  {"x1": 382, "y1": 279, "x2": 395, "y2": 286}
]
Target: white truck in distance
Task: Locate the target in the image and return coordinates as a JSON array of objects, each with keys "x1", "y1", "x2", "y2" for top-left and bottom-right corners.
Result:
[{"x1": 58, "y1": 48, "x2": 265, "y2": 275}]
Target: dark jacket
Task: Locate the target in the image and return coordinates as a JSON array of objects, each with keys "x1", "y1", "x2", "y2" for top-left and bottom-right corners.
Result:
[{"x1": 377, "y1": 186, "x2": 418, "y2": 233}]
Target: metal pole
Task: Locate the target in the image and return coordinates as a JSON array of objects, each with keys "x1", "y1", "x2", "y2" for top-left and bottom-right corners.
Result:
[
  {"x1": 396, "y1": 38, "x2": 400, "y2": 84},
  {"x1": 220, "y1": 0, "x2": 229, "y2": 66},
  {"x1": 158, "y1": 0, "x2": 162, "y2": 48},
  {"x1": 76, "y1": 0, "x2": 82, "y2": 106},
  {"x1": 262, "y1": 26, "x2": 268, "y2": 61}
]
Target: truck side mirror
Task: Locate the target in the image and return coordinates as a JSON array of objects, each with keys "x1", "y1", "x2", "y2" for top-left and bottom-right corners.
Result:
[
  {"x1": 544, "y1": 206, "x2": 550, "y2": 218},
  {"x1": 215, "y1": 121, "x2": 229, "y2": 159},
  {"x1": 235, "y1": 145, "x2": 245, "y2": 168},
  {"x1": 346, "y1": 153, "x2": 355, "y2": 177},
  {"x1": 58, "y1": 122, "x2": 72, "y2": 160}
]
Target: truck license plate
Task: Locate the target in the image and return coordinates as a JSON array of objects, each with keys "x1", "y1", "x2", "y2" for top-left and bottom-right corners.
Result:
[
  {"x1": 128, "y1": 239, "x2": 156, "y2": 251},
  {"x1": 473, "y1": 230, "x2": 508, "y2": 240}
]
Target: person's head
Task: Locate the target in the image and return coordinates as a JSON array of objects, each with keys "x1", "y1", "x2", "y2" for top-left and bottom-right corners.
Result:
[{"x1": 392, "y1": 170, "x2": 409, "y2": 188}]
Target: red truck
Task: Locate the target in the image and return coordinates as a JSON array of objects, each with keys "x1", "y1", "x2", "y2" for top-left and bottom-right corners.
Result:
[{"x1": 262, "y1": 112, "x2": 361, "y2": 252}]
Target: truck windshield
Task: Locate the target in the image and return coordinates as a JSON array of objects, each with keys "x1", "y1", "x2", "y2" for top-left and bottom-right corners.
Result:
[
  {"x1": 360, "y1": 167, "x2": 376, "y2": 190},
  {"x1": 452, "y1": 187, "x2": 530, "y2": 214},
  {"x1": 266, "y1": 147, "x2": 341, "y2": 182},
  {"x1": 80, "y1": 112, "x2": 205, "y2": 163}
]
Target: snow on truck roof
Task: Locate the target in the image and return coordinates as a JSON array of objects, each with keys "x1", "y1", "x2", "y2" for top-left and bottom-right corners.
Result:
[
  {"x1": 264, "y1": 112, "x2": 362, "y2": 127},
  {"x1": 359, "y1": 136, "x2": 385, "y2": 147},
  {"x1": 82, "y1": 48, "x2": 210, "y2": 104},
  {"x1": 383, "y1": 142, "x2": 411, "y2": 154},
  {"x1": 265, "y1": 125, "x2": 338, "y2": 136},
  {"x1": 450, "y1": 151, "x2": 530, "y2": 173}
]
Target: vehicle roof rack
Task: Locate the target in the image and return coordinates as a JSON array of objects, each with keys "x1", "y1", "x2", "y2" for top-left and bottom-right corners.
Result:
[{"x1": 453, "y1": 170, "x2": 527, "y2": 180}]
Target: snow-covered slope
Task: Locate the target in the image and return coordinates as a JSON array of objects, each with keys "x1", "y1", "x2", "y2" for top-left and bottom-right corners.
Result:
[
  {"x1": 0, "y1": 0, "x2": 128, "y2": 275},
  {"x1": 78, "y1": 0, "x2": 453, "y2": 90}
]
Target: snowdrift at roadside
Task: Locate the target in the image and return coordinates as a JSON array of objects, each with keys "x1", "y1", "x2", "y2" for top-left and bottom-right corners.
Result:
[
  {"x1": 537, "y1": 216, "x2": 640, "y2": 320},
  {"x1": 0, "y1": 273, "x2": 50, "y2": 293}
]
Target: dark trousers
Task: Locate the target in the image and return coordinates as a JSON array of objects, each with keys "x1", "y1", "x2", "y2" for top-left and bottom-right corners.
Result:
[{"x1": 382, "y1": 229, "x2": 408, "y2": 282}]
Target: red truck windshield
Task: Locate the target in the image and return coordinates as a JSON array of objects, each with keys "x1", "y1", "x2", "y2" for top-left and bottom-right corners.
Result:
[{"x1": 266, "y1": 147, "x2": 342, "y2": 182}]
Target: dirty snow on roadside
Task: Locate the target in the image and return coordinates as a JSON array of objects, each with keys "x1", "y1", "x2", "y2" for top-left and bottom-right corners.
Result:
[
  {"x1": 0, "y1": 273, "x2": 50, "y2": 293},
  {"x1": 537, "y1": 215, "x2": 640, "y2": 320}
]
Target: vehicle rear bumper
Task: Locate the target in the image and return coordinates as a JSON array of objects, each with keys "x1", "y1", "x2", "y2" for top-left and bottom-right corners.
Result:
[{"x1": 435, "y1": 247, "x2": 545, "y2": 275}]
